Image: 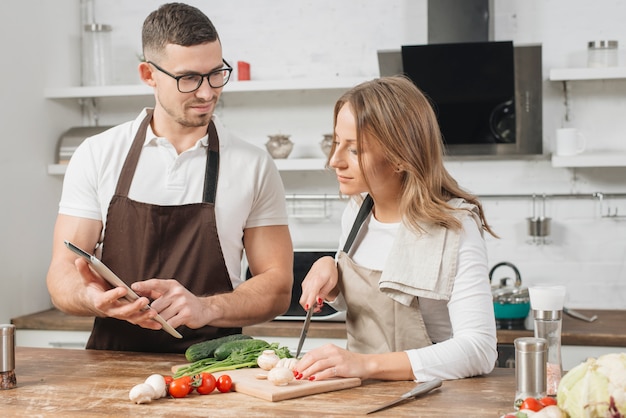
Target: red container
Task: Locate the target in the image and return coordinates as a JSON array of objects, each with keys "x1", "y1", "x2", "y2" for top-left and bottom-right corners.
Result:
[{"x1": 237, "y1": 61, "x2": 250, "y2": 81}]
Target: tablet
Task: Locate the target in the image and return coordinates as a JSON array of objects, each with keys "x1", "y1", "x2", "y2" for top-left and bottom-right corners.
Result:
[{"x1": 64, "y1": 240, "x2": 183, "y2": 339}]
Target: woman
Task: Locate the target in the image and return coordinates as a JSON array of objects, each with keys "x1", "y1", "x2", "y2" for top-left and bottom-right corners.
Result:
[{"x1": 294, "y1": 76, "x2": 498, "y2": 382}]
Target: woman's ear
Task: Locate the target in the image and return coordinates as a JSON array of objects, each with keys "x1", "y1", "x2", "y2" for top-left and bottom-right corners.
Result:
[{"x1": 138, "y1": 61, "x2": 156, "y2": 87}]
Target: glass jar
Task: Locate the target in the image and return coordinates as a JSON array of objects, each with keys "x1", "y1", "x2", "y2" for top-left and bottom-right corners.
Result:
[
  {"x1": 587, "y1": 40, "x2": 618, "y2": 68},
  {"x1": 82, "y1": 23, "x2": 113, "y2": 86}
]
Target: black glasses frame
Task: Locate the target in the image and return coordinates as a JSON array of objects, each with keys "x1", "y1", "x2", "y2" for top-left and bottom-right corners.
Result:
[{"x1": 147, "y1": 59, "x2": 233, "y2": 92}]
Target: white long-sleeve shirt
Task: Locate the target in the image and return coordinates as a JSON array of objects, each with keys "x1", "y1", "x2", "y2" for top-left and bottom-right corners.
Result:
[{"x1": 335, "y1": 199, "x2": 498, "y2": 381}]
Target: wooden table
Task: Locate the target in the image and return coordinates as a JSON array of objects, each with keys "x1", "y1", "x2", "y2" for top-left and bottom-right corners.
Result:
[
  {"x1": 0, "y1": 347, "x2": 517, "y2": 417},
  {"x1": 11, "y1": 308, "x2": 626, "y2": 347}
]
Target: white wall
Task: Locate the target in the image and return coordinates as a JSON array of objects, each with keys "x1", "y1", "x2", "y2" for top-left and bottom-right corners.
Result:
[{"x1": 1, "y1": 0, "x2": 625, "y2": 324}]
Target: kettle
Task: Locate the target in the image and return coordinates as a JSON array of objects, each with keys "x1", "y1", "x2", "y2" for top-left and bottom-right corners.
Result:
[{"x1": 489, "y1": 261, "x2": 530, "y2": 321}]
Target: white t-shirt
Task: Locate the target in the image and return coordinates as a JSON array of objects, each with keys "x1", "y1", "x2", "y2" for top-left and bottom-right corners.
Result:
[
  {"x1": 59, "y1": 109, "x2": 288, "y2": 287},
  {"x1": 338, "y1": 199, "x2": 497, "y2": 381}
]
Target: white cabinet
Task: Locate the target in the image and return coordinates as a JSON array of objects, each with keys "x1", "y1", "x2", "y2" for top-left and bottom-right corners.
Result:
[
  {"x1": 549, "y1": 67, "x2": 626, "y2": 168},
  {"x1": 45, "y1": 78, "x2": 369, "y2": 175},
  {"x1": 16, "y1": 329, "x2": 90, "y2": 349},
  {"x1": 562, "y1": 345, "x2": 626, "y2": 371}
]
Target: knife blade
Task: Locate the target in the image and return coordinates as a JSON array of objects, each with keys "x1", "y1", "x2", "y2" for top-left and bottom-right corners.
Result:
[
  {"x1": 366, "y1": 379, "x2": 442, "y2": 415},
  {"x1": 564, "y1": 307, "x2": 598, "y2": 322},
  {"x1": 64, "y1": 240, "x2": 183, "y2": 339},
  {"x1": 295, "y1": 304, "x2": 315, "y2": 358}
]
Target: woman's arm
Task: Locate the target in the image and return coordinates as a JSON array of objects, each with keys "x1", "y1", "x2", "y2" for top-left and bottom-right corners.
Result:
[{"x1": 405, "y1": 215, "x2": 497, "y2": 381}]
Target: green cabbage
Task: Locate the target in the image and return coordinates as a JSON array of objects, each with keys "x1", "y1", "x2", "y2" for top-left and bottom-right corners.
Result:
[{"x1": 557, "y1": 352, "x2": 626, "y2": 417}]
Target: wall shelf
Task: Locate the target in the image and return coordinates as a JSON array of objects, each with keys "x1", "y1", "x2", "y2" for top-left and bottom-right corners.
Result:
[
  {"x1": 44, "y1": 77, "x2": 371, "y2": 99},
  {"x1": 551, "y1": 151, "x2": 626, "y2": 168},
  {"x1": 549, "y1": 66, "x2": 626, "y2": 81},
  {"x1": 48, "y1": 158, "x2": 328, "y2": 176}
]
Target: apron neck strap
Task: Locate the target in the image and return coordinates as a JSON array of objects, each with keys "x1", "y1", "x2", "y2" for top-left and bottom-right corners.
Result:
[
  {"x1": 114, "y1": 110, "x2": 220, "y2": 204},
  {"x1": 342, "y1": 194, "x2": 374, "y2": 253},
  {"x1": 202, "y1": 120, "x2": 219, "y2": 204}
]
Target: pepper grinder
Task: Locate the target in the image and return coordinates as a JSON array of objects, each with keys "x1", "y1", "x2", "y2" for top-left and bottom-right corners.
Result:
[
  {"x1": 529, "y1": 285, "x2": 566, "y2": 396},
  {"x1": 1, "y1": 324, "x2": 16, "y2": 389},
  {"x1": 514, "y1": 337, "x2": 547, "y2": 409}
]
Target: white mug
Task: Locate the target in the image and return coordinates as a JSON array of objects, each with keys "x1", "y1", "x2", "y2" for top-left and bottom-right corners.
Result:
[{"x1": 555, "y1": 128, "x2": 586, "y2": 156}]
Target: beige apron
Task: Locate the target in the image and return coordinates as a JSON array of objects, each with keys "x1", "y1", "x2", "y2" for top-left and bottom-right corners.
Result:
[{"x1": 337, "y1": 195, "x2": 432, "y2": 354}]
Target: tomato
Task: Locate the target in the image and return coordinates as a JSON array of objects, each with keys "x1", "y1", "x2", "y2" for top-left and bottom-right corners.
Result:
[
  {"x1": 520, "y1": 397, "x2": 543, "y2": 412},
  {"x1": 169, "y1": 377, "x2": 191, "y2": 398},
  {"x1": 196, "y1": 372, "x2": 217, "y2": 395},
  {"x1": 164, "y1": 375, "x2": 174, "y2": 386},
  {"x1": 216, "y1": 374, "x2": 233, "y2": 393},
  {"x1": 540, "y1": 396, "x2": 557, "y2": 407}
]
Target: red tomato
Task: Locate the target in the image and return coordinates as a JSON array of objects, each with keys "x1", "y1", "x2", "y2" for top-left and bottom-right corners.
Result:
[
  {"x1": 196, "y1": 372, "x2": 217, "y2": 395},
  {"x1": 540, "y1": 396, "x2": 557, "y2": 407},
  {"x1": 169, "y1": 377, "x2": 191, "y2": 398},
  {"x1": 216, "y1": 374, "x2": 233, "y2": 393},
  {"x1": 164, "y1": 375, "x2": 174, "y2": 386},
  {"x1": 520, "y1": 397, "x2": 543, "y2": 412}
]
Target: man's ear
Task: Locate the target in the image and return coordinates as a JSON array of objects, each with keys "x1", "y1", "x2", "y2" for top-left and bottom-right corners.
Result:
[{"x1": 138, "y1": 61, "x2": 156, "y2": 87}]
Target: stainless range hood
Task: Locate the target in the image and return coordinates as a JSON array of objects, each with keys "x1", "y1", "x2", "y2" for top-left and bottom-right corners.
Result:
[{"x1": 427, "y1": 0, "x2": 493, "y2": 44}]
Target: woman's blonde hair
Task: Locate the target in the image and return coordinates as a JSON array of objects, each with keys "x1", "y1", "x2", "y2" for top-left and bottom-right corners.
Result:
[{"x1": 330, "y1": 75, "x2": 497, "y2": 237}]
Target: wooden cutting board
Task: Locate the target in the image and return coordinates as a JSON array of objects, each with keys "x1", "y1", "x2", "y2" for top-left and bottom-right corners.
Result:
[{"x1": 173, "y1": 366, "x2": 361, "y2": 402}]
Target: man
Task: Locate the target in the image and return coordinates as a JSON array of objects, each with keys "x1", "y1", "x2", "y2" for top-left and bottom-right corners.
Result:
[{"x1": 46, "y1": 3, "x2": 293, "y2": 353}]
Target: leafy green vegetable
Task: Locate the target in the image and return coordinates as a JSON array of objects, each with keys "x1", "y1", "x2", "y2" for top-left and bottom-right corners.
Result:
[
  {"x1": 557, "y1": 352, "x2": 626, "y2": 417},
  {"x1": 174, "y1": 341, "x2": 292, "y2": 378}
]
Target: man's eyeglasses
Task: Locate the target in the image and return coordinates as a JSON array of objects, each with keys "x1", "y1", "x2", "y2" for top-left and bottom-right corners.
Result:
[{"x1": 147, "y1": 60, "x2": 233, "y2": 93}]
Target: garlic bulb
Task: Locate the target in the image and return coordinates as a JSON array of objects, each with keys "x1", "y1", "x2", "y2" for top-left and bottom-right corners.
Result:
[
  {"x1": 267, "y1": 367, "x2": 294, "y2": 386},
  {"x1": 129, "y1": 383, "x2": 157, "y2": 404},
  {"x1": 257, "y1": 349, "x2": 280, "y2": 371}
]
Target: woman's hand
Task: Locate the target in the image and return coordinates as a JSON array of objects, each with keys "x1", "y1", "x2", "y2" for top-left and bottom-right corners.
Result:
[
  {"x1": 299, "y1": 256, "x2": 339, "y2": 312},
  {"x1": 293, "y1": 344, "x2": 370, "y2": 381}
]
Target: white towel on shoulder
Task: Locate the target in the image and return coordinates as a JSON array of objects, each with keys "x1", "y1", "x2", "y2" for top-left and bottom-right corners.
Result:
[{"x1": 378, "y1": 199, "x2": 482, "y2": 306}]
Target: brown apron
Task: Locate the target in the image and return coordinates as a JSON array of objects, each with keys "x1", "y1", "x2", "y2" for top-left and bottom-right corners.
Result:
[
  {"x1": 86, "y1": 110, "x2": 240, "y2": 352},
  {"x1": 337, "y1": 195, "x2": 433, "y2": 354}
]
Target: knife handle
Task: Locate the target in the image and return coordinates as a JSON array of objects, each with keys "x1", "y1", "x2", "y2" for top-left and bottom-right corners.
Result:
[{"x1": 402, "y1": 379, "x2": 442, "y2": 399}]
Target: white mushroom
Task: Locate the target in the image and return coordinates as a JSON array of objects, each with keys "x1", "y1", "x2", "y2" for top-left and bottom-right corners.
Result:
[
  {"x1": 267, "y1": 367, "x2": 294, "y2": 386},
  {"x1": 144, "y1": 374, "x2": 167, "y2": 399},
  {"x1": 129, "y1": 383, "x2": 157, "y2": 404},
  {"x1": 275, "y1": 357, "x2": 299, "y2": 371},
  {"x1": 257, "y1": 349, "x2": 280, "y2": 371}
]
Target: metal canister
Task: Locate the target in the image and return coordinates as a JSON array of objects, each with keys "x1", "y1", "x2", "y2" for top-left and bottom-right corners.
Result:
[
  {"x1": 514, "y1": 337, "x2": 547, "y2": 409},
  {"x1": 1, "y1": 324, "x2": 16, "y2": 389}
]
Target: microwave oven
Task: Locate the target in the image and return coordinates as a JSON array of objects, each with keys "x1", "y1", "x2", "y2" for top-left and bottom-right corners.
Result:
[
  {"x1": 379, "y1": 42, "x2": 542, "y2": 157},
  {"x1": 242, "y1": 249, "x2": 345, "y2": 321}
]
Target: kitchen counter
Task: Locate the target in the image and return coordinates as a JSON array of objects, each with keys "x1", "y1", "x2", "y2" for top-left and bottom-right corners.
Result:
[
  {"x1": 1, "y1": 346, "x2": 516, "y2": 417},
  {"x1": 11, "y1": 308, "x2": 626, "y2": 347}
]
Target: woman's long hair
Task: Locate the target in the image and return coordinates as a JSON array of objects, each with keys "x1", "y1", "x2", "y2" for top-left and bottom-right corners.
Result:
[{"x1": 329, "y1": 75, "x2": 497, "y2": 237}]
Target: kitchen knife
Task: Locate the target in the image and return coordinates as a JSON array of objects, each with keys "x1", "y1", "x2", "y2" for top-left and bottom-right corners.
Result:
[
  {"x1": 366, "y1": 379, "x2": 442, "y2": 414},
  {"x1": 564, "y1": 307, "x2": 598, "y2": 322},
  {"x1": 295, "y1": 303, "x2": 314, "y2": 358},
  {"x1": 64, "y1": 240, "x2": 183, "y2": 339}
]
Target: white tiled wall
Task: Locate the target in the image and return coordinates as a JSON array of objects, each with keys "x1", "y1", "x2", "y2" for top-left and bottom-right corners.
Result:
[
  {"x1": 94, "y1": 0, "x2": 626, "y2": 309},
  {"x1": 2, "y1": 0, "x2": 626, "y2": 325}
]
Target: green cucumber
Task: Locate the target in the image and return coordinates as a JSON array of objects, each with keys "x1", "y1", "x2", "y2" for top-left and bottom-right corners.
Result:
[
  {"x1": 185, "y1": 334, "x2": 253, "y2": 362},
  {"x1": 213, "y1": 339, "x2": 271, "y2": 361}
]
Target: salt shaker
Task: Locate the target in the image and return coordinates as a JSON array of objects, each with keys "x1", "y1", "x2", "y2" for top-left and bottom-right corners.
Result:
[
  {"x1": 1, "y1": 324, "x2": 16, "y2": 390},
  {"x1": 514, "y1": 337, "x2": 547, "y2": 409},
  {"x1": 529, "y1": 285, "x2": 566, "y2": 396}
]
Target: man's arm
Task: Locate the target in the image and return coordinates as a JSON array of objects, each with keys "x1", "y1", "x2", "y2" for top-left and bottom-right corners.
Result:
[
  {"x1": 46, "y1": 214, "x2": 157, "y2": 327},
  {"x1": 214, "y1": 224, "x2": 294, "y2": 325},
  {"x1": 135, "y1": 224, "x2": 294, "y2": 329}
]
